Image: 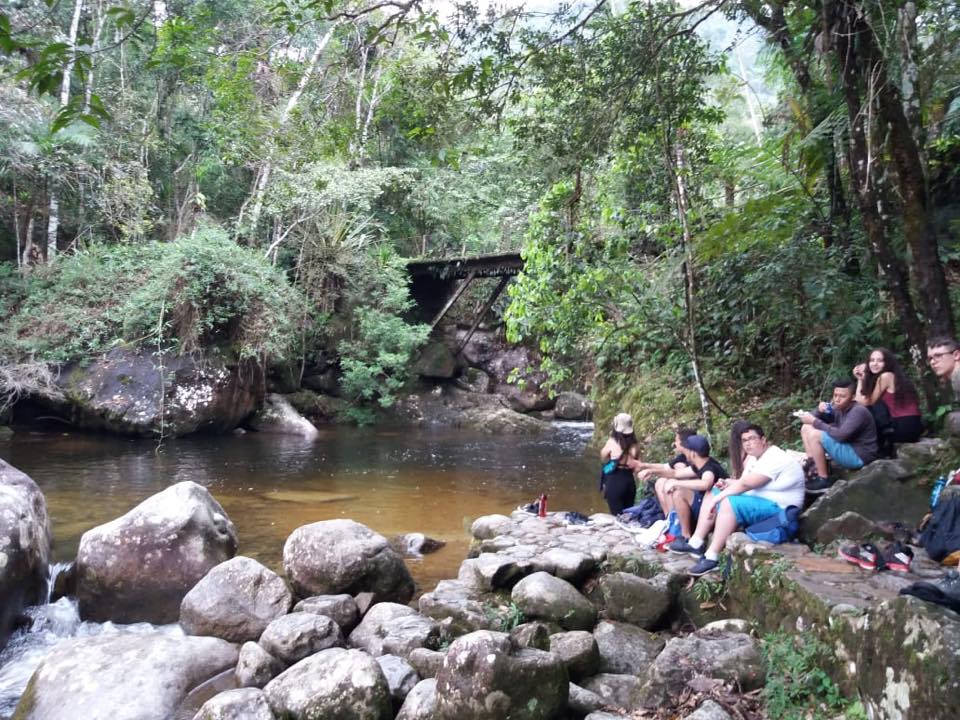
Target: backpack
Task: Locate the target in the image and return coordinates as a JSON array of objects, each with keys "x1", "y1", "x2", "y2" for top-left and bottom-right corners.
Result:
[
  {"x1": 745, "y1": 506, "x2": 800, "y2": 544},
  {"x1": 920, "y1": 495, "x2": 960, "y2": 562}
]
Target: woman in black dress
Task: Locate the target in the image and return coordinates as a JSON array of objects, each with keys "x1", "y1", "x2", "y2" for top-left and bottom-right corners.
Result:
[{"x1": 599, "y1": 412, "x2": 640, "y2": 514}]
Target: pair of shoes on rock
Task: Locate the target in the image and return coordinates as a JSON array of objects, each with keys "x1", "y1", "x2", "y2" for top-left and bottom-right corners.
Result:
[
  {"x1": 839, "y1": 541, "x2": 913, "y2": 572},
  {"x1": 668, "y1": 537, "x2": 705, "y2": 558},
  {"x1": 666, "y1": 538, "x2": 719, "y2": 576},
  {"x1": 805, "y1": 475, "x2": 835, "y2": 494}
]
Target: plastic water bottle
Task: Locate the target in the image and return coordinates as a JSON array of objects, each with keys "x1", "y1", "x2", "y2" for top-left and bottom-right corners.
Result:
[
  {"x1": 538, "y1": 494, "x2": 548, "y2": 518},
  {"x1": 931, "y1": 476, "x2": 948, "y2": 508}
]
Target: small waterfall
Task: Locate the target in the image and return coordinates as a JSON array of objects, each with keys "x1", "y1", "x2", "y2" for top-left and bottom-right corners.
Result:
[
  {"x1": 0, "y1": 564, "x2": 181, "y2": 719},
  {"x1": 44, "y1": 561, "x2": 72, "y2": 605}
]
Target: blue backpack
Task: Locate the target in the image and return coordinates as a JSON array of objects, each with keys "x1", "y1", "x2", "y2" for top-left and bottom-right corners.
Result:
[{"x1": 745, "y1": 506, "x2": 800, "y2": 544}]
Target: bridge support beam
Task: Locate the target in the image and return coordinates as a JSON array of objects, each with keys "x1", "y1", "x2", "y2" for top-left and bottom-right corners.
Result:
[
  {"x1": 456, "y1": 275, "x2": 510, "y2": 354},
  {"x1": 430, "y1": 270, "x2": 476, "y2": 329}
]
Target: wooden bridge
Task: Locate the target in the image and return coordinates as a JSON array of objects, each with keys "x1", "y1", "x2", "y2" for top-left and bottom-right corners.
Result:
[{"x1": 407, "y1": 252, "x2": 524, "y2": 350}]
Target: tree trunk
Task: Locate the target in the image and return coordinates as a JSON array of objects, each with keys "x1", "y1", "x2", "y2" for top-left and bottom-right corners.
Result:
[
  {"x1": 671, "y1": 139, "x2": 712, "y2": 437},
  {"x1": 827, "y1": 0, "x2": 940, "y2": 407},
  {"x1": 46, "y1": 0, "x2": 85, "y2": 262},
  {"x1": 240, "y1": 23, "x2": 340, "y2": 239},
  {"x1": 842, "y1": 0, "x2": 954, "y2": 337}
]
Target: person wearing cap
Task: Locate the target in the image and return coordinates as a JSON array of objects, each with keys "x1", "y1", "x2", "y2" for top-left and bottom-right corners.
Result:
[
  {"x1": 660, "y1": 434, "x2": 728, "y2": 541},
  {"x1": 600, "y1": 412, "x2": 640, "y2": 514},
  {"x1": 669, "y1": 423, "x2": 805, "y2": 576}
]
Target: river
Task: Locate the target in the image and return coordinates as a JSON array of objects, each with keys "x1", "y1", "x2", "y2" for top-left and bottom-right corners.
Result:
[{"x1": 0, "y1": 421, "x2": 601, "y2": 716}]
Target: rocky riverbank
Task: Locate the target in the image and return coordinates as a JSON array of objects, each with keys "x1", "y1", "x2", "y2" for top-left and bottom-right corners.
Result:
[{"x1": 2, "y1": 440, "x2": 959, "y2": 719}]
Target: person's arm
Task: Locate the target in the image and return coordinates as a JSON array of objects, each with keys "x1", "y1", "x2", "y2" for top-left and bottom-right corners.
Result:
[
  {"x1": 813, "y1": 407, "x2": 869, "y2": 442},
  {"x1": 665, "y1": 471, "x2": 715, "y2": 494},
  {"x1": 711, "y1": 471, "x2": 771, "y2": 502}
]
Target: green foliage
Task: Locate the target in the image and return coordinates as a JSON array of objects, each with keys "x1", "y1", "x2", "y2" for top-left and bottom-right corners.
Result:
[
  {"x1": 2, "y1": 225, "x2": 305, "y2": 363},
  {"x1": 760, "y1": 632, "x2": 847, "y2": 720},
  {"x1": 337, "y1": 248, "x2": 429, "y2": 424}
]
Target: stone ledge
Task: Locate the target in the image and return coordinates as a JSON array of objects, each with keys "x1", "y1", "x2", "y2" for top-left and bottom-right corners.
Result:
[{"x1": 464, "y1": 508, "x2": 960, "y2": 720}]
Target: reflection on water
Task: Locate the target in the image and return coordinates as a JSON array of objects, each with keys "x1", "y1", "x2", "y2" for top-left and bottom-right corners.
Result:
[{"x1": 2, "y1": 422, "x2": 599, "y2": 592}]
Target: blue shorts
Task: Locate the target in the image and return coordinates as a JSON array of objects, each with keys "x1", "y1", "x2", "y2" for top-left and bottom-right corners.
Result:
[
  {"x1": 820, "y1": 431, "x2": 864, "y2": 470},
  {"x1": 711, "y1": 487, "x2": 781, "y2": 526},
  {"x1": 690, "y1": 491, "x2": 704, "y2": 518}
]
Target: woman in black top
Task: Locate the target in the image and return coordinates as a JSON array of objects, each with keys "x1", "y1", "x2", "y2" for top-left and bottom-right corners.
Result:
[{"x1": 600, "y1": 412, "x2": 640, "y2": 514}]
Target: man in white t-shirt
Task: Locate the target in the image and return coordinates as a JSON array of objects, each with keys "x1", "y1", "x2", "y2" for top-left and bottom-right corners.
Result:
[{"x1": 668, "y1": 423, "x2": 805, "y2": 576}]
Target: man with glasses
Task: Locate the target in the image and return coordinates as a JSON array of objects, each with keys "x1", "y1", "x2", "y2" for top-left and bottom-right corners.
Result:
[
  {"x1": 669, "y1": 424, "x2": 805, "y2": 576},
  {"x1": 927, "y1": 337, "x2": 960, "y2": 401}
]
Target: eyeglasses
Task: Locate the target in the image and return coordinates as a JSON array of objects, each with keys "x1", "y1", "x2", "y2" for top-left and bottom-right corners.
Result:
[
  {"x1": 741, "y1": 435, "x2": 762, "y2": 444},
  {"x1": 928, "y1": 350, "x2": 955, "y2": 364}
]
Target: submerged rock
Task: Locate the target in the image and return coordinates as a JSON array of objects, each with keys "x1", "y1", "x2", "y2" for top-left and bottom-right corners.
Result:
[
  {"x1": 180, "y1": 556, "x2": 292, "y2": 642},
  {"x1": 434, "y1": 630, "x2": 568, "y2": 720},
  {"x1": 283, "y1": 519, "x2": 415, "y2": 603},
  {"x1": 12, "y1": 632, "x2": 237, "y2": 720},
  {"x1": 0, "y1": 459, "x2": 51, "y2": 651},
  {"x1": 76, "y1": 481, "x2": 238, "y2": 624}
]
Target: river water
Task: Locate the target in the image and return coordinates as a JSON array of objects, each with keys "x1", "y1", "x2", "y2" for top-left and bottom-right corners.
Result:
[{"x1": 0, "y1": 421, "x2": 600, "y2": 715}]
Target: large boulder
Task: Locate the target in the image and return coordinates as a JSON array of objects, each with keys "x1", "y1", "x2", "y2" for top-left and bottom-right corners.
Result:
[
  {"x1": 0, "y1": 459, "x2": 51, "y2": 650},
  {"x1": 76, "y1": 481, "x2": 238, "y2": 623},
  {"x1": 180, "y1": 556, "x2": 292, "y2": 642},
  {"x1": 639, "y1": 630, "x2": 764, "y2": 707},
  {"x1": 264, "y1": 647, "x2": 392, "y2": 720},
  {"x1": 418, "y1": 579, "x2": 497, "y2": 635},
  {"x1": 593, "y1": 572, "x2": 673, "y2": 630},
  {"x1": 855, "y1": 595, "x2": 960, "y2": 720},
  {"x1": 247, "y1": 393, "x2": 319, "y2": 439},
  {"x1": 593, "y1": 620, "x2": 664, "y2": 675},
  {"x1": 434, "y1": 630, "x2": 568, "y2": 720},
  {"x1": 800, "y1": 459, "x2": 927, "y2": 543},
  {"x1": 415, "y1": 342, "x2": 458, "y2": 379},
  {"x1": 511, "y1": 571, "x2": 597, "y2": 631},
  {"x1": 283, "y1": 520, "x2": 415, "y2": 603},
  {"x1": 45, "y1": 347, "x2": 260, "y2": 437},
  {"x1": 258, "y1": 612, "x2": 343, "y2": 665},
  {"x1": 549, "y1": 631, "x2": 600, "y2": 680},
  {"x1": 553, "y1": 392, "x2": 591, "y2": 421},
  {"x1": 12, "y1": 632, "x2": 237, "y2": 720},
  {"x1": 192, "y1": 688, "x2": 274, "y2": 720},
  {"x1": 580, "y1": 673, "x2": 644, "y2": 711},
  {"x1": 348, "y1": 602, "x2": 440, "y2": 657},
  {"x1": 458, "y1": 331, "x2": 554, "y2": 413}
]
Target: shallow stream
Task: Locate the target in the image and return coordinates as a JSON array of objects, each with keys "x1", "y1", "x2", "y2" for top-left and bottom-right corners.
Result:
[{"x1": 0, "y1": 421, "x2": 601, "y2": 715}]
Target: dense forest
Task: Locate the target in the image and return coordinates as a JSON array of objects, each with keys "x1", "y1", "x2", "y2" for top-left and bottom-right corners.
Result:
[{"x1": 1, "y1": 0, "x2": 959, "y2": 436}]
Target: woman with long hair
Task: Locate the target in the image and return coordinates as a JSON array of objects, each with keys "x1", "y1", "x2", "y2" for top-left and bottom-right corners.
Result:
[
  {"x1": 728, "y1": 419, "x2": 753, "y2": 479},
  {"x1": 853, "y1": 347, "x2": 923, "y2": 443},
  {"x1": 600, "y1": 412, "x2": 640, "y2": 514}
]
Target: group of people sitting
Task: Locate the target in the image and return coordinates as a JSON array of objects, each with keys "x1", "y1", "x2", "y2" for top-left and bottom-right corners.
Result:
[{"x1": 598, "y1": 339, "x2": 960, "y2": 577}]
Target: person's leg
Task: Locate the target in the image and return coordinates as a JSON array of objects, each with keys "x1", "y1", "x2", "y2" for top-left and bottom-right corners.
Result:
[
  {"x1": 801, "y1": 424, "x2": 829, "y2": 477},
  {"x1": 705, "y1": 500, "x2": 738, "y2": 557},
  {"x1": 672, "y1": 488, "x2": 696, "y2": 538},
  {"x1": 654, "y1": 477, "x2": 671, "y2": 514},
  {"x1": 819, "y1": 433, "x2": 865, "y2": 470},
  {"x1": 687, "y1": 489, "x2": 720, "y2": 547}
]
